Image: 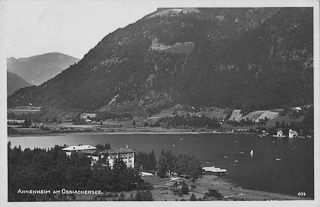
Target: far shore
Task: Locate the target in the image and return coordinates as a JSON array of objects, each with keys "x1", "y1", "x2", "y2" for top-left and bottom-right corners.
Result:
[{"x1": 8, "y1": 127, "x2": 241, "y2": 137}]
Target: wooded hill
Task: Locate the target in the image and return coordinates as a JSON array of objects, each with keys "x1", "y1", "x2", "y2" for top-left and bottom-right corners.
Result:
[
  {"x1": 7, "y1": 71, "x2": 32, "y2": 96},
  {"x1": 8, "y1": 8, "x2": 313, "y2": 113}
]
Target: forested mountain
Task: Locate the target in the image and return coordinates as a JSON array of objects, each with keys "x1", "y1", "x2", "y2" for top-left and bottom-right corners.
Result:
[
  {"x1": 8, "y1": 8, "x2": 313, "y2": 113},
  {"x1": 7, "y1": 71, "x2": 32, "y2": 96},
  {"x1": 7, "y1": 53, "x2": 79, "y2": 86}
]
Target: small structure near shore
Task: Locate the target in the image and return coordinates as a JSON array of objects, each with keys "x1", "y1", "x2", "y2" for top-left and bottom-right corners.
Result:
[
  {"x1": 202, "y1": 166, "x2": 228, "y2": 175},
  {"x1": 289, "y1": 129, "x2": 298, "y2": 138},
  {"x1": 276, "y1": 130, "x2": 283, "y2": 137}
]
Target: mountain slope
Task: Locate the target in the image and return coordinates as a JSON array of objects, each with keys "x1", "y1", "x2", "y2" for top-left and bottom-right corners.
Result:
[
  {"x1": 7, "y1": 71, "x2": 32, "y2": 96},
  {"x1": 8, "y1": 8, "x2": 313, "y2": 112},
  {"x1": 7, "y1": 53, "x2": 79, "y2": 86}
]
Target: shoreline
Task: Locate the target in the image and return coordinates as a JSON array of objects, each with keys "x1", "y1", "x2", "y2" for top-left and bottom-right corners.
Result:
[
  {"x1": 215, "y1": 176, "x2": 312, "y2": 200},
  {"x1": 8, "y1": 129, "x2": 313, "y2": 139}
]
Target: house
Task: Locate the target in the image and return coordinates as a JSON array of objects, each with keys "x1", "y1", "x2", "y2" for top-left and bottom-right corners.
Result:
[
  {"x1": 62, "y1": 144, "x2": 97, "y2": 156},
  {"x1": 8, "y1": 106, "x2": 42, "y2": 115},
  {"x1": 80, "y1": 113, "x2": 97, "y2": 120},
  {"x1": 289, "y1": 129, "x2": 298, "y2": 138},
  {"x1": 277, "y1": 130, "x2": 283, "y2": 137},
  {"x1": 100, "y1": 147, "x2": 135, "y2": 169},
  {"x1": 291, "y1": 107, "x2": 302, "y2": 112}
]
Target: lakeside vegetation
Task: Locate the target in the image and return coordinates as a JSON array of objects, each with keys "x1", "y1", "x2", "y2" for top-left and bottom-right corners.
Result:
[
  {"x1": 8, "y1": 140, "x2": 309, "y2": 201},
  {"x1": 8, "y1": 142, "x2": 204, "y2": 201}
]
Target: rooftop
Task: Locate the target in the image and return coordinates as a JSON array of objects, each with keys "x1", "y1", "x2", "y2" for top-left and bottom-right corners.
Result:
[
  {"x1": 100, "y1": 148, "x2": 135, "y2": 155},
  {"x1": 62, "y1": 144, "x2": 97, "y2": 151},
  {"x1": 78, "y1": 149, "x2": 99, "y2": 155}
]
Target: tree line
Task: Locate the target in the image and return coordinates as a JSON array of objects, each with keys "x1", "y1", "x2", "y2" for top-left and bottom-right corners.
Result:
[{"x1": 151, "y1": 114, "x2": 221, "y2": 129}]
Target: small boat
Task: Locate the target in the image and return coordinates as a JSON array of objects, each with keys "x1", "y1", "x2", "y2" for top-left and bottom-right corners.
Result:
[{"x1": 250, "y1": 150, "x2": 254, "y2": 155}]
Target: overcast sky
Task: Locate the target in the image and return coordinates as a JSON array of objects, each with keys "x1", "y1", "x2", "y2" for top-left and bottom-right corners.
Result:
[
  {"x1": 0, "y1": 0, "x2": 317, "y2": 60},
  {"x1": 0, "y1": 0, "x2": 227, "y2": 59},
  {"x1": 0, "y1": 0, "x2": 160, "y2": 59}
]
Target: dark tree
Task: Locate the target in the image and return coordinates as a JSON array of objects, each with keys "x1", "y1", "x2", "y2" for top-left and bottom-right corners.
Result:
[
  {"x1": 157, "y1": 150, "x2": 177, "y2": 175},
  {"x1": 181, "y1": 181, "x2": 189, "y2": 194},
  {"x1": 190, "y1": 193, "x2": 197, "y2": 201}
]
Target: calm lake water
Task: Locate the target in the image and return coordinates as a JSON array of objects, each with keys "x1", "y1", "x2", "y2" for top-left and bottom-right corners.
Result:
[{"x1": 8, "y1": 133, "x2": 314, "y2": 198}]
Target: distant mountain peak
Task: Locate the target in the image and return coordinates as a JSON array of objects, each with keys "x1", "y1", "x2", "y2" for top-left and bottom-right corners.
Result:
[{"x1": 7, "y1": 52, "x2": 79, "y2": 86}]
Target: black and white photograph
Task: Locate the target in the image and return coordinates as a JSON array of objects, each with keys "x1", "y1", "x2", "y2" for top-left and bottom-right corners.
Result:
[{"x1": 1, "y1": 0, "x2": 319, "y2": 206}]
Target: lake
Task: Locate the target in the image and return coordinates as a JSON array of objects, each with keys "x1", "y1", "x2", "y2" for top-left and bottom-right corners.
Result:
[{"x1": 7, "y1": 133, "x2": 314, "y2": 198}]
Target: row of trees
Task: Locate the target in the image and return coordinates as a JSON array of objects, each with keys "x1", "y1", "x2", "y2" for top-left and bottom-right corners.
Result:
[
  {"x1": 225, "y1": 118, "x2": 256, "y2": 127},
  {"x1": 157, "y1": 150, "x2": 202, "y2": 179},
  {"x1": 152, "y1": 114, "x2": 221, "y2": 129},
  {"x1": 135, "y1": 151, "x2": 157, "y2": 172},
  {"x1": 135, "y1": 150, "x2": 203, "y2": 180}
]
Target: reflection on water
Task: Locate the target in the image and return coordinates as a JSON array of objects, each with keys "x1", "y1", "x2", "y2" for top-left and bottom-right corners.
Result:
[{"x1": 8, "y1": 133, "x2": 314, "y2": 198}]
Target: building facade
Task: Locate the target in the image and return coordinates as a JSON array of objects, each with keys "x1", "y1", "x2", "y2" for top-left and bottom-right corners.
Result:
[
  {"x1": 62, "y1": 145, "x2": 135, "y2": 169},
  {"x1": 8, "y1": 106, "x2": 42, "y2": 115},
  {"x1": 100, "y1": 147, "x2": 135, "y2": 169}
]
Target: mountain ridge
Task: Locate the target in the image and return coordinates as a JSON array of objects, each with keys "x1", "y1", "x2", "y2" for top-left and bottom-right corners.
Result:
[{"x1": 8, "y1": 8, "x2": 313, "y2": 114}]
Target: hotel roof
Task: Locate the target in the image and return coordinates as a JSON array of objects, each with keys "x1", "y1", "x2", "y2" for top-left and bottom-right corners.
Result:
[
  {"x1": 100, "y1": 148, "x2": 135, "y2": 155},
  {"x1": 62, "y1": 144, "x2": 97, "y2": 151}
]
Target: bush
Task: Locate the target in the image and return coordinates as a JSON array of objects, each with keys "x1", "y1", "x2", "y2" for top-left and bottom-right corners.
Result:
[
  {"x1": 204, "y1": 189, "x2": 223, "y2": 200},
  {"x1": 181, "y1": 181, "x2": 189, "y2": 195},
  {"x1": 117, "y1": 193, "x2": 125, "y2": 201},
  {"x1": 190, "y1": 193, "x2": 197, "y2": 201},
  {"x1": 134, "y1": 190, "x2": 153, "y2": 201},
  {"x1": 157, "y1": 172, "x2": 168, "y2": 178},
  {"x1": 137, "y1": 180, "x2": 153, "y2": 190}
]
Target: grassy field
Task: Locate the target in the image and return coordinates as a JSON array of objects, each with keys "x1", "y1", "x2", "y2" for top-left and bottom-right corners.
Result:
[{"x1": 265, "y1": 114, "x2": 305, "y2": 128}]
